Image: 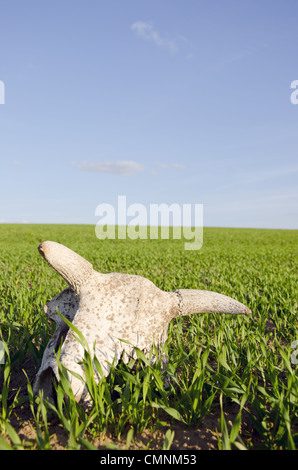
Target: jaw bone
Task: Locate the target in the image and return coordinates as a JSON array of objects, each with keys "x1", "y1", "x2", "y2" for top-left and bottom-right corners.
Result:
[{"x1": 34, "y1": 241, "x2": 251, "y2": 404}]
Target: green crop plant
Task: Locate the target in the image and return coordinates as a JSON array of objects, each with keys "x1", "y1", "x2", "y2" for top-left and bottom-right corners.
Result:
[{"x1": 0, "y1": 224, "x2": 297, "y2": 450}]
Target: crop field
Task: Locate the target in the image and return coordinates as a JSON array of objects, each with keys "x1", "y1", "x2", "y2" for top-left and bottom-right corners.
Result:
[{"x1": 0, "y1": 224, "x2": 297, "y2": 450}]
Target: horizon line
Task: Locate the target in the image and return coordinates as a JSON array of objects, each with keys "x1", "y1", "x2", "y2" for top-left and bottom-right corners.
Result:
[{"x1": 0, "y1": 222, "x2": 297, "y2": 231}]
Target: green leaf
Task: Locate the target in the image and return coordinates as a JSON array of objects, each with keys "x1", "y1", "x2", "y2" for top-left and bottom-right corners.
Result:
[
  {"x1": 163, "y1": 429, "x2": 175, "y2": 450},
  {"x1": 152, "y1": 402, "x2": 186, "y2": 424},
  {"x1": 134, "y1": 347, "x2": 150, "y2": 366},
  {"x1": 4, "y1": 422, "x2": 24, "y2": 449},
  {"x1": 126, "y1": 428, "x2": 134, "y2": 450},
  {"x1": 218, "y1": 354, "x2": 231, "y2": 372},
  {"x1": 229, "y1": 411, "x2": 242, "y2": 443},
  {"x1": 0, "y1": 437, "x2": 14, "y2": 450},
  {"x1": 279, "y1": 347, "x2": 293, "y2": 374},
  {"x1": 78, "y1": 436, "x2": 98, "y2": 450},
  {"x1": 121, "y1": 371, "x2": 137, "y2": 385},
  {"x1": 56, "y1": 310, "x2": 91, "y2": 354}
]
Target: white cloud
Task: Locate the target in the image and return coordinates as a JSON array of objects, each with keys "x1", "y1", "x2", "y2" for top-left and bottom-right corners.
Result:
[
  {"x1": 71, "y1": 160, "x2": 144, "y2": 176},
  {"x1": 131, "y1": 21, "x2": 178, "y2": 54}
]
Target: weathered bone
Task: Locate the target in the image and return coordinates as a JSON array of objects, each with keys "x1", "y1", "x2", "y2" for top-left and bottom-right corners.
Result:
[{"x1": 34, "y1": 241, "x2": 251, "y2": 404}]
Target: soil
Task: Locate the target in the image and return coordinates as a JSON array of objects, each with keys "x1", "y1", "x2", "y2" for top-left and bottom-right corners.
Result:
[{"x1": 7, "y1": 400, "x2": 248, "y2": 450}]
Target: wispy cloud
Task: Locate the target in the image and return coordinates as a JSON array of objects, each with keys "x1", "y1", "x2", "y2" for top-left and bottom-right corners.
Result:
[
  {"x1": 131, "y1": 21, "x2": 179, "y2": 54},
  {"x1": 71, "y1": 160, "x2": 144, "y2": 176}
]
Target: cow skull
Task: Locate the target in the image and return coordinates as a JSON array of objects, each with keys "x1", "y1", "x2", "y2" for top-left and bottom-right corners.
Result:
[{"x1": 33, "y1": 241, "x2": 251, "y2": 404}]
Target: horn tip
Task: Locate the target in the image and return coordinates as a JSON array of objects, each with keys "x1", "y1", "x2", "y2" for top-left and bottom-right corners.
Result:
[
  {"x1": 38, "y1": 241, "x2": 46, "y2": 258},
  {"x1": 38, "y1": 241, "x2": 52, "y2": 259}
]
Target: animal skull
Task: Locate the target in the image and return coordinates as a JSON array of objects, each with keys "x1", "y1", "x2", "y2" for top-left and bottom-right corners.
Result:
[{"x1": 33, "y1": 241, "x2": 251, "y2": 404}]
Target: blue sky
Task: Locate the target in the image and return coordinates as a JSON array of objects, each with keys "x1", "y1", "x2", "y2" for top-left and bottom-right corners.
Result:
[{"x1": 0, "y1": 0, "x2": 297, "y2": 229}]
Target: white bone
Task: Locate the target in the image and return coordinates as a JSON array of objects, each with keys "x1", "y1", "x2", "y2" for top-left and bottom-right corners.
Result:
[{"x1": 34, "y1": 241, "x2": 251, "y2": 404}]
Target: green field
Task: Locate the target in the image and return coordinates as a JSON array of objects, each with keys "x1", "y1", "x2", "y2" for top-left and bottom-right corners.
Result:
[{"x1": 0, "y1": 224, "x2": 297, "y2": 450}]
